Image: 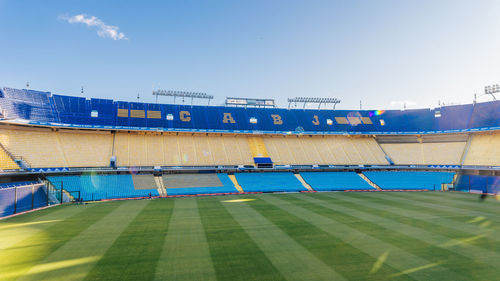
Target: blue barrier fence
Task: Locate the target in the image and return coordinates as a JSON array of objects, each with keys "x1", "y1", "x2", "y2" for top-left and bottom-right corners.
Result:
[
  {"x1": 455, "y1": 175, "x2": 500, "y2": 194},
  {"x1": 0, "y1": 183, "x2": 49, "y2": 218}
]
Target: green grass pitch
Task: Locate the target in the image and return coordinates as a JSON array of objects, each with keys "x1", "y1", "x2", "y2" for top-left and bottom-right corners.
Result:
[{"x1": 1, "y1": 191, "x2": 500, "y2": 281}]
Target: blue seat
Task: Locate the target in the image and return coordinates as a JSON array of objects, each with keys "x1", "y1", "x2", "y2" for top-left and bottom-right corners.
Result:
[
  {"x1": 235, "y1": 172, "x2": 307, "y2": 193},
  {"x1": 300, "y1": 172, "x2": 374, "y2": 191},
  {"x1": 166, "y1": 174, "x2": 239, "y2": 195}
]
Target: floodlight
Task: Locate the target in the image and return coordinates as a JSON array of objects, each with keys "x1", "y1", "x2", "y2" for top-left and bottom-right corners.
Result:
[{"x1": 287, "y1": 96, "x2": 341, "y2": 109}]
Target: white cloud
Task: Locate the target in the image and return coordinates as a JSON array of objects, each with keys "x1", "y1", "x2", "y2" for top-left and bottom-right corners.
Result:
[{"x1": 61, "y1": 14, "x2": 127, "y2": 40}]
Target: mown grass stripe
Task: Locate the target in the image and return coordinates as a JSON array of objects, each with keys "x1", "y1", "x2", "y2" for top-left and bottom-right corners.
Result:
[
  {"x1": 350, "y1": 192, "x2": 469, "y2": 220},
  {"x1": 343, "y1": 192, "x2": 478, "y2": 225},
  {"x1": 0, "y1": 205, "x2": 91, "y2": 251},
  {"x1": 395, "y1": 192, "x2": 500, "y2": 218},
  {"x1": 260, "y1": 194, "x2": 467, "y2": 281},
  {"x1": 222, "y1": 197, "x2": 346, "y2": 281},
  {"x1": 16, "y1": 200, "x2": 149, "y2": 281},
  {"x1": 332, "y1": 192, "x2": 485, "y2": 232},
  {"x1": 354, "y1": 192, "x2": 497, "y2": 231},
  {"x1": 327, "y1": 193, "x2": 480, "y2": 238},
  {"x1": 328, "y1": 193, "x2": 500, "y2": 250},
  {"x1": 361, "y1": 192, "x2": 500, "y2": 251},
  {"x1": 418, "y1": 191, "x2": 500, "y2": 208},
  {"x1": 370, "y1": 192, "x2": 498, "y2": 223},
  {"x1": 198, "y1": 197, "x2": 285, "y2": 281},
  {"x1": 0, "y1": 202, "x2": 119, "y2": 281},
  {"x1": 297, "y1": 193, "x2": 500, "y2": 275},
  {"x1": 245, "y1": 195, "x2": 402, "y2": 281},
  {"x1": 317, "y1": 193, "x2": 482, "y2": 240},
  {"x1": 289, "y1": 194, "x2": 491, "y2": 281},
  {"x1": 83, "y1": 200, "x2": 172, "y2": 281},
  {"x1": 154, "y1": 198, "x2": 216, "y2": 281}
]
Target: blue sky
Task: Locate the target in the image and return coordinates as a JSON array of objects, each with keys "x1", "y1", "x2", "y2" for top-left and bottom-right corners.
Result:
[{"x1": 1, "y1": 0, "x2": 500, "y2": 109}]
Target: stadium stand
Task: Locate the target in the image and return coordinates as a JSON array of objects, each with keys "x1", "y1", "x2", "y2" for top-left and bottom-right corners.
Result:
[
  {"x1": 0, "y1": 127, "x2": 111, "y2": 168},
  {"x1": 463, "y1": 131, "x2": 500, "y2": 166},
  {"x1": 162, "y1": 173, "x2": 239, "y2": 195},
  {"x1": 113, "y1": 132, "x2": 254, "y2": 167},
  {"x1": 377, "y1": 134, "x2": 468, "y2": 165},
  {"x1": 2, "y1": 86, "x2": 500, "y2": 133},
  {"x1": 300, "y1": 172, "x2": 375, "y2": 191},
  {"x1": 379, "y1": 143, "x2": 466, "y2": 165},
  {"x1": 48, "y1": 174, "x2": 159, "y2": 201},
  {"x1": 263, "y1": 135, "x2": 387, "y2": 165},
  {"x1": 363, "y1": 171, "x2": 454, "y2": 190},
  {"x1": 0, "y1": 127, "x2": 66, "y2": 168},
  {"x1": 235, "y1": 172, "x2": 308, "y2": 192},
  {"x1": 58, "y1": 130, "x2": 112, "y2": 167},
  {"x1": 5, "y1": 124, "x2": 475, "y2": 168},
  {"x1": 0, "y1": 88, "x2": 56, "y2": 122},
  {"x1": 0, "y1": 85, "x2": 499, "y2": 204}
]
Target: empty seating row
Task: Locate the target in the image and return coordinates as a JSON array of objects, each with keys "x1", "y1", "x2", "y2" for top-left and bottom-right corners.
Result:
[
  {"x1": 464, "y1": 132, "x2": 500, "y2": 166},
  {"x1": 2, "y1": 123, "x2": 498, "y2": 168},
  {"x1": 164, "y1": 173, "x2": 239, "y2": 195},
  {"x1": 381, "y1": 142, "x2": 466, "y2": 165},
  {"x1": 28, "y1": 170, "x2": 458, "y2": 202},
  {"x1": 113, "y1": 133, "x2": 254, "y2": 167},
  {"x1": 300, "y1": 172, "x2": 375, "y2": 191},
  {"x1": 0, "y1": 128, "x2": 112, "y2": 168},
  {"x1": 0, "y1": 88, "x2": 56, "y2": 122},
  {"x1": 263, "y1": 135, "x2": 387, "y2": 165},
  {"x1": 235, "y1": 172, "x2": 308, "y2": 193}
]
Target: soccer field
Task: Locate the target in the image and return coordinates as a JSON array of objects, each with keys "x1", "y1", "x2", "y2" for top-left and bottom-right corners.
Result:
[{"x1": 1, "y1": 191, "x2": 500, "y2": 281}]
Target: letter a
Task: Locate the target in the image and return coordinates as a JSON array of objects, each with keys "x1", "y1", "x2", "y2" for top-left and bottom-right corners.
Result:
[{"x1": 222, "y1": 113, "x2": 236, "y2": 123}]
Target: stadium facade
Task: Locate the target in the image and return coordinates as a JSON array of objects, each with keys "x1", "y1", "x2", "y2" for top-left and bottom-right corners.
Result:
[{"x1": 0, "y1": 86, "x2": 499, "y2": 217}]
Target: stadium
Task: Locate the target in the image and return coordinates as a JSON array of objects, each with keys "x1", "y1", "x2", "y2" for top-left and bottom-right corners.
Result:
[
  {"x1": 0, "y1": 84, "x2": 499, "y2": 281},
  {"x1": 3, "y1": 1, "x2": 500, "y2": 280}
]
